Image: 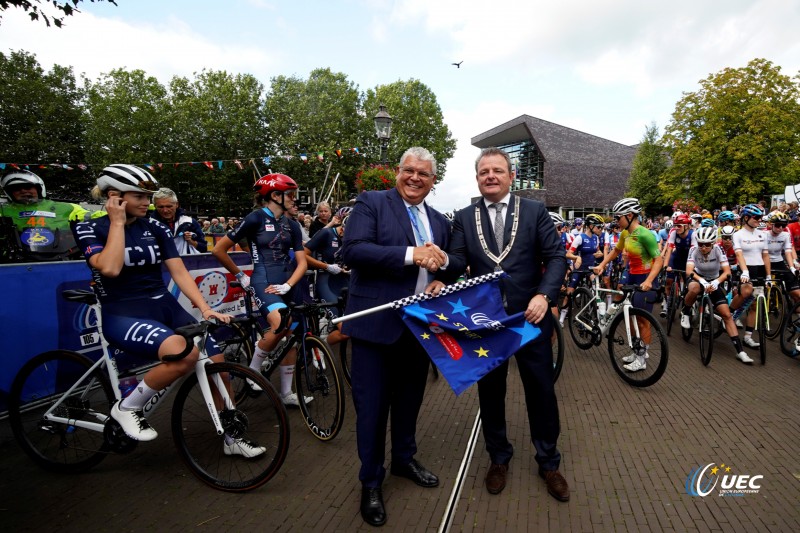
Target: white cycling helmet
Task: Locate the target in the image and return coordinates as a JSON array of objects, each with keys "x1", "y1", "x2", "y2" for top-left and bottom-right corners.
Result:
[
  {"x1": 695, "y1": 226, "x2": 717, "y2": 243},
  {"x1": 97, "y1": 164, "x2": 159, "y2": 194},
  {"x1": 720, "y1": 226, "x2": 735, "y2": 237},
  {"x1": 1, "y1": 169, "x2": 46, "y2": 198},
  {"x1": 549, "y1": 211, "x2": 565, "y2": 226},
  {"x1": 665, "y1": 220, "x2": 674, "y2": 230},
  {"x1": 612, "y1": 197, "x2": 641, "y2": 216}
]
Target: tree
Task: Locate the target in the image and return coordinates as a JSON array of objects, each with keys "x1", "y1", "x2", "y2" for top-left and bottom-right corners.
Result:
[
  {"x1": 660, "y1": 58, "x2": 800, "y2": 207},
  {"x1": 626, "y1": 123, "x2": 669, "y2": 213},
  {"x1": 83, "y1": 68, "x2": 170, "y2": 169},
  {"x1": 0, "y1": 0, "x2": 117, "y2": 27},
  {"x1": 264, "y1": 68, "x2": 365, "y2": 204},
  {"x1": 363, "y1": 79, "x2": 456, "y2": 182},
  {"x1": 0, "y1": 50, "x2": 89, "y2": 200},
  {"x1": 167, "y1": 69, "x2": 268, "y2": 216}
]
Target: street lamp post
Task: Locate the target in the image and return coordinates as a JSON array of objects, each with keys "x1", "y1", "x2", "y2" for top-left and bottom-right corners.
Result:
[{"x1": 373, "y1": 104, "x2": 393, "y2": 165}]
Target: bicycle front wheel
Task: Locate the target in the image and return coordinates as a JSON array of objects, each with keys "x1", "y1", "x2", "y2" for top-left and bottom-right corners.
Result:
[
  {"x1": 757, "y1": 297, "x2": 767, "y2": 365},
  {"x1": 780, "y1": 300, "x2": 800, "y2": 357},
  {"x1": 296, "y1": 336, "x2": 346, "y2": 441},
  {"x1": 551, "y1": 317, "x2": 565, "y2": 383},
  {"x1": 568, "y1": 287, "x2": 598, "y2": 349},
  {"x1": 8, "y1": 350, "x2": 114, "y2": 473},
  {"x1": 765, "y1": 285, "x2": 785, "y2": 340},
  {"x1": 172, "y1": 362, "x2": 290, "y2": 492},
  {"x1": 666, "y1": 281, "x2": 680, "y2": 336},
  {"x1": 698, "y1": 297, "x2": 714, "y2": 366},
  {"x1": 608, "y1": 308, "x2": 669, "y2": 387}
]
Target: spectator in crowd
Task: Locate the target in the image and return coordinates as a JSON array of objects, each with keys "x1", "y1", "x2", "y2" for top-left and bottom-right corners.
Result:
[
  {"x1": 1, "y1": 169, "x2": 94, "y2": 261},
  {"x1": 309, "y1": 201, "x2": 336, "y2": 237},
  {"x1": 201, "y1": 220, "x2": 212, "y2": 234},
  {"x1": 787, "y1": 201, "x2": 799, "y2": 221},
  {"x1": 151, "y1": 188, "x2": 207, "y2": 255},
  {"x1": 209, "y1": 218, "x2": 225, "y2": 234}
]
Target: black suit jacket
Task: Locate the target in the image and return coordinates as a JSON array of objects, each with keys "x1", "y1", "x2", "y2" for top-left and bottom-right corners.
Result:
[
  {"x1": 447, "y1": 195, "x2": 567, "y2": 314},
  {"x1": 342, "y1": 188, "x2": 451, "y2": 344}
]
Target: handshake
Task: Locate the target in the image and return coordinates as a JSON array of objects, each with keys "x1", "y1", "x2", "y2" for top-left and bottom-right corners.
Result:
[{"x1": 414, "y1": 242, "x2": 447, "y2": 272}]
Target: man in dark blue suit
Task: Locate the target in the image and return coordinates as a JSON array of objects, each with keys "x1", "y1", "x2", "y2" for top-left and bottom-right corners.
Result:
[
  {"x1": 342, "y1": 146, "x2": 450, "y2": 527},
  {"x1": 441, "y1": 147, "x2": 570, "y2": 502}
]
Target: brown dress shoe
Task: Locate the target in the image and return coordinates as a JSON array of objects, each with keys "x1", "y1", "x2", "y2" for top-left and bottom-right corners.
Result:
[
  {"x1": 485, "y1": 463, "x2": 508, "y2": 494},
  {"x1": 538, "y1": 467, "x2": 570, "y2": 502}
]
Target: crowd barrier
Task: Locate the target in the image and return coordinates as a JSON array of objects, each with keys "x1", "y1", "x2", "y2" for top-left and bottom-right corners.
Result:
[{"x1": 0, "y1": 252, "x2": 253, "y2": 414}]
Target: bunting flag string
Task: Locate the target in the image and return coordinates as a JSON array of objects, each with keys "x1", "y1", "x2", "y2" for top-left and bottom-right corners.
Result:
[{"x1": 0, "y1": 146, "x2": 369, "y2": 174}]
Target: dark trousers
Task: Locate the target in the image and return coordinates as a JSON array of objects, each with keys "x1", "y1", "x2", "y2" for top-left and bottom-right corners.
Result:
[
  {"x1": 351, "y1": 330, "x2": 430, "y2": 487},
  {"x1": 477, "y1": 321, "x2": 561, "y2": 470}
]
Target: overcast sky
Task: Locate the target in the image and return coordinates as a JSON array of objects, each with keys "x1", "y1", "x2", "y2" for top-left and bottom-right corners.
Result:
[{"x1": 2, "y1": 0, "x2": 798, "y2": 211}]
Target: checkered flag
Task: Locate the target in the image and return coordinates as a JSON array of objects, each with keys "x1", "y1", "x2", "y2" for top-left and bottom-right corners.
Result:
[{"x1": 332, "y1": 270, "x2": 507, "y2": 325}]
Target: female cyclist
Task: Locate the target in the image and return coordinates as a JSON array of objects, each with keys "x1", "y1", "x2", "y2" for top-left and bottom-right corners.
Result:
[
  {"x1": 70, "y1": 166, "x2": 264, "y2": 456},
  {"x1": 765, "y1": 211, "x2": 800, "y2": 304},
  {"x1": 682, "y1": 226, "x2": 751, "y2": 364},
  {"x1": 212, "y1": 174, "x2": 309, "y2": 406},
  {"x1": 660, "y1": 213, "x2": 694, "y2": 318},
  {"x1": 304, "y1": 206, "x2": 351, "y2": 317},
  {"x1": 560, "y1": 213, "x2": 605, "y2": 325},
  {"x1": 730, "y1": 203, "x2": 771, "y2": 350},
  {"x1": 593, "y1": 198, "x2": 662, "y2": 372}
]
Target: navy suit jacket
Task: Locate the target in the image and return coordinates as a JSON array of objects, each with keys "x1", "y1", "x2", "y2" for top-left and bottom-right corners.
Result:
[
  {"x1": 447, "y1": 195, "x2": 567, "y2": 314},
  {"x1": 342, "y1": 188, "x2": 451, "y2": 344}
]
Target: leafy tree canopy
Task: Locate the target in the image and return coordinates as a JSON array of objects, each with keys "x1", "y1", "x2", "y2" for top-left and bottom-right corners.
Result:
[
  {"x1": 0, "y1": 0, "x2": 117, "y2": 28},
  {"x1": 660, "y1": 58, "x2": 800, "y2": 207},
  {"x1": 626, "y1": 122, "x2": 669, "y2": 214}
]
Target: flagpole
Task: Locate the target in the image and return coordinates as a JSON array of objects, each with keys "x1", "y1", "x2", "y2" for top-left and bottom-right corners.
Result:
[{"x1": 331, "y1": 271, "x2": 505, "y2": 325}]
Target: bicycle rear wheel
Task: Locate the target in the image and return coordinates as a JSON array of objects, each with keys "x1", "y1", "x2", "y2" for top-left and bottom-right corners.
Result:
[
  {"x1": 296, "y1": 336, "x2": 346, "y2": 441},
  {"x1": 765, "y1": 285, "x2": 785, "y2": 340},
  {"x1": 8, "y1": 350, "x2": 114, "y2": 473},
  {"x1": 568, "y1": 287, "x2": 598, "y2": 349},
  {"x1": 551, "y1": 316, "x2": 564, "y2": 383},
  {"x1": 666, "y1": 280, "x2": 680, "y2": 336},
  {"x1": 698, "y1": 296, "x2": 714, "y2": 366},
  {"x1": 608, "y1": 308, "x2": 669, "y2": 387},
  {"x1": 172, "y1": 362, "x2": 289, "y2": 492},
  {"x1": 779, "y1": 300, "x2": 800, "y2": 357}
]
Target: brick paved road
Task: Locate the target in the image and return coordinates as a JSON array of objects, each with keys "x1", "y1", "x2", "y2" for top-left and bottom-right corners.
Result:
[{"x1": 2, "y1": 322, "x2": 799, "y2": 532}]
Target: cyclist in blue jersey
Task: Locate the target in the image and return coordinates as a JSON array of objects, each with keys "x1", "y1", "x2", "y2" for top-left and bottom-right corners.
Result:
[
  {"x1": 304, "y1": 206, "x2": 351, "y2": 317},
  {"x1": 560, "y1": 213, "x2": 604, "y2": 325},
  {"x1": 70, "y1": 165, "x2": 264, "y2": 456},
  {"x1": 213, "y1": 174, "x2": 310, "y2": 406},
  {"x1": 660, "y1": 213, "x2": 694, "y2": 317}
]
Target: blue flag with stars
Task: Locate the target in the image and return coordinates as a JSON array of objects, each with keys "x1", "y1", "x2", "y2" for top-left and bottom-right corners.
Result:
[{"x1": 395, "y1": 273, "x2": 540, "y2": 395}]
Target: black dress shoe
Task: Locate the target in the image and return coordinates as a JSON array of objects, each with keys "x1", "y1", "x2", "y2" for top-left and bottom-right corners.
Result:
[
  {"x1": 390, "y1": 458, "x2": 439, "y2": 487},
  {"x1": 361, "y1": 486, "x2": 387, "y2": 527}
]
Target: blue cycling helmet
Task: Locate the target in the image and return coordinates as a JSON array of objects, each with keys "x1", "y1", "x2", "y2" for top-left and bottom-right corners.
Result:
[
  {"x1": 718, "y1": 210, "x2": 735, "y2": 222},
  {"x1": 574, "y1": 217, "x2": 583, "y2": 226},
  {"x1": 701, "y1": 218, "x2": 716, "y2": 228},
  {"x1": 740, "y1": 204, "x2": 764, "y2": 218}
]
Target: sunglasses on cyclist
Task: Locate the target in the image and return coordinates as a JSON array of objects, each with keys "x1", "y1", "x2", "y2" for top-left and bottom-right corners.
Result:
[
  {"x1": 697, "y1": 242, "x2": 714, "y2": 248},
  {"x1": 721, "y1": 236, "x2": 733, "y2": 240},
  {"x1": 773, "y1": 222, "x2": 787, "y2": 228}
]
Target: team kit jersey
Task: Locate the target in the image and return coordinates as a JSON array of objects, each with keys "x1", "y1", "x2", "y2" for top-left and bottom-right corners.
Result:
[
  {"x1": 568, "y1": 232, "x2": 600, "y2": 270},
  {"x1": 305, "y1": 226, "x2": 341, "y2": 266},
  {"x1": 687, "y1": 245, "x2": 729, "y2": 280},
  {"x1": 616, "y1": 225, "x2": 660, "y2": 275},
  {"x1": 732, "y1": 228, "x2": 768, "y2": 267},
  {"x1": 765, "y1": 229, "x2": 791, "y2": 264},
  {"x1": 666, "y1": 228, "x2": 694, "y2": 268}
]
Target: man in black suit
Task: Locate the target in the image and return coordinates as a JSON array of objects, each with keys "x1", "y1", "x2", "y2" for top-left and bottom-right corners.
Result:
[
  {"x1": 342, "y1": 146, "x2": 450, "y2": 527},
  {"x1": 441, "y1": 146, "x2": 570, "y2": 502}
]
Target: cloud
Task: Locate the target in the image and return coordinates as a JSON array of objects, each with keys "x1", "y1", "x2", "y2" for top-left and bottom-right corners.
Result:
[{"x1": 0, "y1": 9, "x2": 280, "y2": 83}]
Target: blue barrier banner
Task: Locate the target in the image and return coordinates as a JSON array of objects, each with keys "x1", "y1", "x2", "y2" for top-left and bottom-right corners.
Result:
[{"x1": 0, "y1": 252, "x2": 253, "y2": 413}]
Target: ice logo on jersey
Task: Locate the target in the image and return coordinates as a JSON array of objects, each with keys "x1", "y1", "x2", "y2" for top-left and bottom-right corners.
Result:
[{"x1": 123, "y1": 321, "x2": 168, "y2": 345}]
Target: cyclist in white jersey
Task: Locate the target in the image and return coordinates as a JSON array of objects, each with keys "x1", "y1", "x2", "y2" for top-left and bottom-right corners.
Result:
[
  {"x1": 731, "y1": 204, "x2": 771, "y2": 349},
  {"x1": 683, "y1": 227, "x2": 751, "y2": 364},
  {"x1": 765, "y1": 211, "x2": 800, "y2": 303}
]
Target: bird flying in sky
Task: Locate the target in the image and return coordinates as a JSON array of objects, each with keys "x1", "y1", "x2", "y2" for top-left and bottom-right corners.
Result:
[{"x1": 452, "y1": 61, "x2": 463, "y2": 68}]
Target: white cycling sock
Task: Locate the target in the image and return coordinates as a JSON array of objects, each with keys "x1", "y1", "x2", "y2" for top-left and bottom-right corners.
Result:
[
  {"x1": 280, "y1": 364, "x2": 294, "y2": 396},
  {"x1": 120, "y1": 380, "x2": 158, "y2": 411},
  {"x1": 250, "y1": 345, "x2": 270, "y2": 371}
]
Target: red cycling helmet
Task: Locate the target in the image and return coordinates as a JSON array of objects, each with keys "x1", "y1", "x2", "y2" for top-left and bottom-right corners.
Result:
[
  {"x1": 253, "y1": 173, "x2": 298, "y2": 197},
  {"x1": 673, "y1": 213, "x2": 692, "y2": 225}
]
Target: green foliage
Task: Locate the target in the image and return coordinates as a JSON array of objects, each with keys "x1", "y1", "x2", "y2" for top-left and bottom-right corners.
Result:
[
  {"x1": 0, "y1": 0, "x2": 117, "y2": 28},
  {"x1": 626, "y1": 122, "x2": 669, "y2": 212},
  {"x1": 364, "y1": 80, "x2": 456, "y2": 181},
  {"x1": 661, "y1": 58, "x2": 800, "y2": 207},
  {"x1": 355, "y1": 165, "x2": 396, "y2": 191}
]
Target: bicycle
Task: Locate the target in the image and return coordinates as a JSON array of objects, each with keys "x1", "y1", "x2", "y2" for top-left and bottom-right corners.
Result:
[
  {"x1": 8, "y1": 289, "x2": 289, "y2": 492},
  {"x1": 551, "y1": 316, "x2": 564, "y2": 383},
  {"x1": 779, "y1": 299, "x2": 800, "y2": 357},
  {"x1": 217, "y1": 281, "x2": 346, "y2": 441},
  {"x1": 664, "y1": 269, "x2": 686, "y2": 337},
  {"x1": 568, "y1": 276, "x2": 669, "y2": 387},
  {"x1": 679, "y1": 290, "x2": 717, "y2": 366}
]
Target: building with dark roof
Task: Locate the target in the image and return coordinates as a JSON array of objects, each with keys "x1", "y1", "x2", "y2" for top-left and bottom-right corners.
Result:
[{"x1": 471, "y1": 115, "x2": 637, "y2": 219}]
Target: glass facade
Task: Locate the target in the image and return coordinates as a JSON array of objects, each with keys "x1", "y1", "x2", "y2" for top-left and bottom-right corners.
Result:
[{"x1": 499, "y1": 140, "x2": 544, "y2": 191}]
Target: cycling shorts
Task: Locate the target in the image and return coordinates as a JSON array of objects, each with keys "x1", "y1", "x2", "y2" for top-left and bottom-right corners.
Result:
[
  {"x1": 686, "y1": 280, "x2": 729, "y2": 309},
  {"x1": 250, "y1": 262, "x2": 296, "y2": 314},
  {"x1": 101, "y1": 293, "x2": 218, "y2": 361},
  {"x1": 619, "y1": 271, "x2": 659, "y2": 312}
]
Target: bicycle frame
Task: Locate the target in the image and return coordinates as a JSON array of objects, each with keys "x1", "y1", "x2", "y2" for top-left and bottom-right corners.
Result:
[
  {"x1": 40, "y1": 299, "x2": 234, "y2": 437},
  {"x1": 571, "y1": 277, "x2": 645, "y2": 350}
]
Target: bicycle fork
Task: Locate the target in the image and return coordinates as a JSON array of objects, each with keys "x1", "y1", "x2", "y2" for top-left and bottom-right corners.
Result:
[
  {"x1": 620, "y1": 305, "x2": 646, "y2": 355},
  {"x1": 194, "y1": 357, "x2": 234, "y2": 436}
]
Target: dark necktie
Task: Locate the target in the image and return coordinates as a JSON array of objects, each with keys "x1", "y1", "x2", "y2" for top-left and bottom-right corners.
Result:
[{"x1": 490, "y1": 202, "x2": 506, "y2": 251}]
